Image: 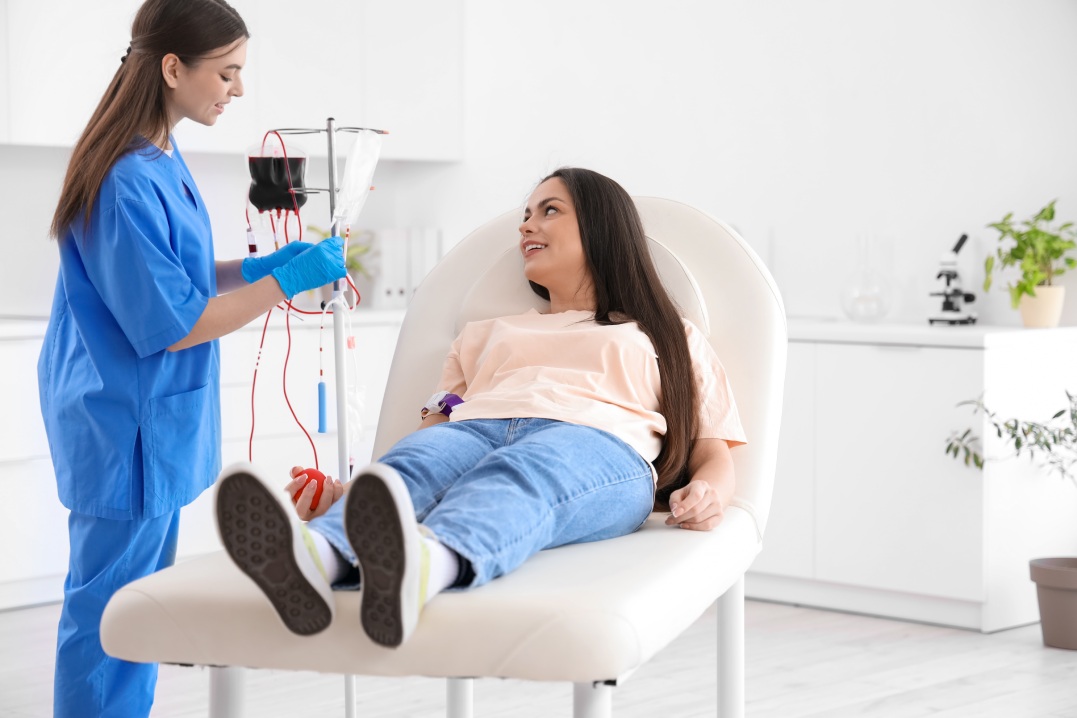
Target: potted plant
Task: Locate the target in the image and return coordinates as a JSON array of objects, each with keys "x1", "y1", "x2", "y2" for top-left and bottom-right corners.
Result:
[
  {"x1": 947, "y1": 396, "x2": 1077, "y2": 649},
  {"x1": 983, "y1": 199, "x2": 1077, "y2": 328}
]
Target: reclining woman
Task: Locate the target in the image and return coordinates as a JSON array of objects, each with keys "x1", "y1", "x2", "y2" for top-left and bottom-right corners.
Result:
[{"x1": 216, "y1": 167, "x2": 747, "y2": 648}]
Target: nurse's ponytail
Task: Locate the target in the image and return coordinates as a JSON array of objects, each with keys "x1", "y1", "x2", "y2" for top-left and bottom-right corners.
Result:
[{"x1": 50, "y1": 0, "x2": 248, "y2": 239}]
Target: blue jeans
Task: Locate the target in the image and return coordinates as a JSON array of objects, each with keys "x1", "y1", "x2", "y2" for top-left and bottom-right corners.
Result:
[{"x1": 309, "y1": 418, "x2": 655, "y2": 587}]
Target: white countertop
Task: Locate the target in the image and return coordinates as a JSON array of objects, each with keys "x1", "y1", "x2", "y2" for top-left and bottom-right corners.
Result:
[
  {"x1": 5, "y1": 312, "x2": 1075, "y2": 349},
  {"x1": 0, "y1": 309, "x2": 405, "y2": 341},
  {"x1": 788, "y1": 316, "x2": 1077, "y2": 348},
  {"x1": 0, "y1": 318, "x2": 49, "y2": 340},
  {"x1": 239, "y1": 307, "x2": 406, "y2": 331}
]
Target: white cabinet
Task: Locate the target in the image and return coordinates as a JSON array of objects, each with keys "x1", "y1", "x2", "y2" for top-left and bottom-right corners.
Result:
[
  {"x1": 2, "y1": 0, "x2": 463, "y2": 162},
  {"x1": 750, "y1": 341, "x2": 816, "y2": 579},
  {"x1": 234, "y1": 0, "x2": 463, "y2": 161},
  {"x1": 813, "y1": 343, "x2": 985, "y2": 602},
  {"x1": 358, "y1": 0, "x2": 464, "y2": 161},
  {"x1": 0, "y1": 1, "x2": 10, "y2": 143},
  {"x1": 0, "y1": 328, "x2": 65, "y2": 610},
  {"x1": 6, "y1": 0, "x2": 138, "y2": 146},
  {"x1": 243, "y1": 0, "x2": 365, "y2": 137},
  {"x1": 0, "y1": 311, "x2": 402, "y2": 610},
  {"x1": 749, "y1": 321, "x2": 1077, "y2": 632}
]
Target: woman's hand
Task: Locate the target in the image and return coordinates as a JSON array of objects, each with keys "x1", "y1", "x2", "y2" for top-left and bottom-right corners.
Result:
[
  {"x1": 286, "y1": 466, "x2": 344, "y2": 521},
  {"x1": 665, "y1": 438, "x2": 736, "y2": 532},
  {"x1": 665, "y1": 478, "x2": 727, "y2": 531}
]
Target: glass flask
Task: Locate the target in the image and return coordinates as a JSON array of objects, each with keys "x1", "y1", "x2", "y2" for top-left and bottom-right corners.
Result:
[{"x1": 840, "y1": 234, "x2": 895, "y2": 322}]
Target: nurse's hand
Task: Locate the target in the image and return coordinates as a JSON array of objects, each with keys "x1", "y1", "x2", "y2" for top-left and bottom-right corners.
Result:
[
  {"x1": 271, "y1": 236, "x2": 347, "y2": 299},
  {"x1": 241, "y1": 241, "x2": 313, "y2": 283},
  {"x1": 287, "y1": 466, "x2": 344, "y2": 521}
]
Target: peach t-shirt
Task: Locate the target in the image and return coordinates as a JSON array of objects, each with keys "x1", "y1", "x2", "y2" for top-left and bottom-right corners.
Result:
[{"x1": 436, "y1": 309, "x2": 746, "y2": 466}]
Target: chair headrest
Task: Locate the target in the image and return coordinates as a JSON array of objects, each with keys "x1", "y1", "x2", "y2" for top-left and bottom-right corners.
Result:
[{"x1": 455, "y1": 237, "x2": 710, "y2": 335}]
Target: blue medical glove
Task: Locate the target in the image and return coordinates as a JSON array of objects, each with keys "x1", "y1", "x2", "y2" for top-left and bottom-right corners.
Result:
[
  {"x1": 241, "y1": 241, "x2": 312, "y2": 284},
  {"x1": 271, "y1": 236, "x2": 347, "y2": 299}
]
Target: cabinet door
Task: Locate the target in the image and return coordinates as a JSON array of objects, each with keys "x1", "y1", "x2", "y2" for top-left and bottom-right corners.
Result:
[
  {"x1": 0, "y1": 339, "x2": 50, "y2": 462},
  {"x1": 814, "y1": 343, "x2": 985, "y2": 602},
  {"x1": 0, "y1": 458, "x2": 70, "y2": 585},
  {"x1": 7, "y1": 0, "x2": 259, "y2": 151},
  {"x1": 5, "y1": 0, "x2": 462, "y2": 159},
  {"x1": 247, "y1": 0, "x2": 365, "y2": 147},
  {"x1": 360, "y1": 0, "x2": 463, "y2": 160},
  {"x1": 0, "y1": 1, "x2": 9, "y2": 143},
  {"x1": 751, "y1": 341, "x2": 816, "y2": 578},
  {"x1": 7, "y1": 0, "x2": 138, "y2": 146}
]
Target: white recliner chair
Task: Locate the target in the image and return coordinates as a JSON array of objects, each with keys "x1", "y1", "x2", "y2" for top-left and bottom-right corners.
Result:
[{"x1": 101, "y1": 197, "x2": 787, "y2": 717}]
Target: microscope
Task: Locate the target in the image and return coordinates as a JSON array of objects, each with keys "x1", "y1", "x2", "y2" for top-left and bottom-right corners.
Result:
[{"x1": 928, "y1": 234, "x2": 977, "y2": 325}]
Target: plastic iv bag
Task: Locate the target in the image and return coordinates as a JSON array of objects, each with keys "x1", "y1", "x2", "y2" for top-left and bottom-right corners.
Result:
[{"x1": 334, "y1": 130, "x2": 383, "y2": 227}]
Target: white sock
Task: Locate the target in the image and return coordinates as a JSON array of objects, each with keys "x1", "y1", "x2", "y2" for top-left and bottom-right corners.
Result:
[
  {"x1": 309, "y1": 528, "x2": 352, "y2": 584},
  {"x1": 423, "y1": 535, "x2": 461, "y2": 598}
]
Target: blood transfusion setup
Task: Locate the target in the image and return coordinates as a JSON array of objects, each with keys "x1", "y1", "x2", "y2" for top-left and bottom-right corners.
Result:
[{"x1": 244, "y1": 121, "x2": 385, "y2": 499}]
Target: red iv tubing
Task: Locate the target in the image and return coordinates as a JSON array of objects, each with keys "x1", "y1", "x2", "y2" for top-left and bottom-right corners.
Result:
[{"x1": 244, "y1": 132, "x2": 364, "y2": 470}]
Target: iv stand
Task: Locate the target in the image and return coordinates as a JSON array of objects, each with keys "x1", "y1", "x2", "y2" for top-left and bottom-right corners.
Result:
[
  {"x1": 325, "y1": 118, "x2": 349, "y2": 487},
  {"x1": 270, "y1": 117, "x2": 385, "y2": 718},
  {"x1": 270, "y1": 118, "x2": 386, "y2": 493}
]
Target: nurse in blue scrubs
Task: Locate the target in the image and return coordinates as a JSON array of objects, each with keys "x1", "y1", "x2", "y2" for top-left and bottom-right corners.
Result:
[{"x1": 37, "y1": 1, "x2": 346, "y2": 715}]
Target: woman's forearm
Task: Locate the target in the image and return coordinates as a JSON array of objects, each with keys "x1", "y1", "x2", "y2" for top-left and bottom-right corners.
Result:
[
  {"x1": 687, "y1": 438, "x2": 736, "y2": 506},
  {"x1": 417, "y1": 413, "x2": 450, "y2": 431},
  {"x1": 168, "y1": 276, "x2": 284, "y2": 351}
]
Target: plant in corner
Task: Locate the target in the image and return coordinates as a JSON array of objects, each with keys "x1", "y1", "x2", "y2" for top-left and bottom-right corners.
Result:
[
  {"x1": 946, "y1": 394, "x2": 1077, "y2": 489},
  {"x1": 947, "y1": 395, "x2": 1077, "y2": 650},
  {"x1": 983, "y1": 199, "x2": 1077, "y2": 328}
]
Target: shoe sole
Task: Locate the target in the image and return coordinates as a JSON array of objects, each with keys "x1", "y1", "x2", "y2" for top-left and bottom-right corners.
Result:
[
  {"x1": 216, "y1": 471, "x2": 333, "y2": 636},
  {"x1": 345, "y1": 468, "x2": 418, "y2": 648}
]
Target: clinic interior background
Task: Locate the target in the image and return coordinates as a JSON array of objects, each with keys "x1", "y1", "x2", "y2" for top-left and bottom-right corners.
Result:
[{"x1": 2, "y1": 0, "x2": 1077, "y2": 327}]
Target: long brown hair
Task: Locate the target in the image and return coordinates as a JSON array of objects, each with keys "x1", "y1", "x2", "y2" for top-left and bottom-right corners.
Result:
[
  {"x1": 531, "y1": 168, "x2": 699, "y2": 504},
  {"x1": 50, "y1": 0, "x2": 248, "y2": 238}
]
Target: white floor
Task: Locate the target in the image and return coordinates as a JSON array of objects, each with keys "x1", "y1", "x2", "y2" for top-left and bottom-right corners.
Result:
[{"x1": 2, "y1": 598, "x2": 1076, "y2": 717}]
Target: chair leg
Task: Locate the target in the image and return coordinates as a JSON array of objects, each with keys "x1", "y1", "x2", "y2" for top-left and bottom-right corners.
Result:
[
  {"x1": 345, "y1": 674, "x2": 357, "y2": 718},
  {"x1": 716, "y1": 576, "x2": 745, "y2": 718},
  {"x1": 209, "y1": 666, "x2": 245, "y2": 718},
  {"x1": 447, "y1": 677, "x2": 474, "y2": 718},
  {"x1": 573, "y1": 682, "x2": 613, "y2": 718}
]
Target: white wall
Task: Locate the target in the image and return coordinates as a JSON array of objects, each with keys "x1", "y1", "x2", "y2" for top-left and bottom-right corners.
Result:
[
  {"x1": 392, "y1": 0, "x2": 1077, "y2": 325},
  {"x1": 4, "y1": 0, "x2": 1077, "y2": 325}
]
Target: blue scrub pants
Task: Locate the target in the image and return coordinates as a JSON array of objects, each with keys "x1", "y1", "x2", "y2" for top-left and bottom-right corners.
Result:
[
  {"x1": 54, "y1": 509, "x2": 180, "y2": 718},
  {"x1": 310, "y1": 418, "x2": 655, "y2": 588}
]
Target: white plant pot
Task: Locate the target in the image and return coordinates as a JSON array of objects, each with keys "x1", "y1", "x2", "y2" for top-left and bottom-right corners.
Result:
[{"x1": 1019, "y1": 285, "x2": 1065, "y2": 328}]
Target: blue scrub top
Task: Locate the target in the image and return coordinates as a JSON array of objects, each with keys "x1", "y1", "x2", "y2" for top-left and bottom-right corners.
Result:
[{"x1": 38, "y1": 139, "x2": 222, "y2": 520}]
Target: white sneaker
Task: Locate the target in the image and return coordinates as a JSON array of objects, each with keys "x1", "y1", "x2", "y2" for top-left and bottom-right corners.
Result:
[
  {"x1": 344, "y1": 463, "x2": 430, "y2": 648},
  {"x1": 216, "y1": 462, "x2": 335, "y2": 636}
]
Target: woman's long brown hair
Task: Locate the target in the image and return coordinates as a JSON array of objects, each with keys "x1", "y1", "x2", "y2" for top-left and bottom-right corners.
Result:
[
  {"x1": 530, "y1": 168, "x2": 699, "y2": 506},
  {"x1": 50, "y1": 0, "x2": 248, "y2": 239}
]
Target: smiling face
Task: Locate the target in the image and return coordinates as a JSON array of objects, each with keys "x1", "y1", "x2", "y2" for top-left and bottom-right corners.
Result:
[
  {"x1": 162, "y1": 38, "x2": 246, "y2": 130},
  {"x1": 519, "y1": 178, "x2": 595, "y2": 312}
]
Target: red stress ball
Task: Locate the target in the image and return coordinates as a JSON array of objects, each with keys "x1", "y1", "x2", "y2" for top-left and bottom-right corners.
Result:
[{"x1": 292, "y1": 468, "x2": 326, "y2": 511}]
